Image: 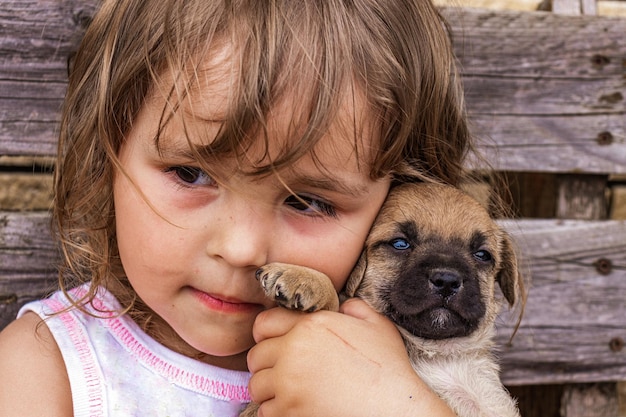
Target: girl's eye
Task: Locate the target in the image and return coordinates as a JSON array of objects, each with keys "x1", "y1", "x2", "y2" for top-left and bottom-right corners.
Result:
[
  {"x1": 473, "y1": 249, "x2": 493, "y2": 263},
  {"x1": 284, "y1": 194, "x2": 337, "y2": 218},
  {"x1": 166, "y1": 166, "x2": 215, "y2": 187},
  {"x1": 390, "y1": 238, "x2": 411, "y2": 250}
]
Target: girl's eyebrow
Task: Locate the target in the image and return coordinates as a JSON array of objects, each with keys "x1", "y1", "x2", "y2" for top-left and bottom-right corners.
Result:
[
  {"x1": 153, "y1": 141, "x2": 194, "y2": 160},
  {"x1": 153, "y1": 136, "x2": 215, "y2": 161},
  {"x1": 286, "y1": 174, "x2": 369, "y2": 198}
]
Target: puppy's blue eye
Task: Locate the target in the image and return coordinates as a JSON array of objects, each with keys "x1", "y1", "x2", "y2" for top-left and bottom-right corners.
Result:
[
  {"x1": 390, "y1": 238, "x2": 411, "y2": 250},
  {"x1": 473, "y1": 250, "x2": 493, "y2": 262}
]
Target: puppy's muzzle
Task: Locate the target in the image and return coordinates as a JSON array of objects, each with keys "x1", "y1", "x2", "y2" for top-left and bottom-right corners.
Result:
[
  {"x1": 384, "y1": 253, "x2": 486, "y2": 340},
  {"x1": 429, "y1": 270, "x2": 463, "y2": 300}
]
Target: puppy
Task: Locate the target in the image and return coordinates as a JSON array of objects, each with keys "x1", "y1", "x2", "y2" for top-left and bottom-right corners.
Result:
[{"x1": 242, "y1": 182, "x2": 522, "y2": 417}]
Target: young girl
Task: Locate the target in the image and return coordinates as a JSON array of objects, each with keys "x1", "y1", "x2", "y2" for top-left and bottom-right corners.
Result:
[{"x1": 0, "y1": 1, "x2": 474, "y2": 416}]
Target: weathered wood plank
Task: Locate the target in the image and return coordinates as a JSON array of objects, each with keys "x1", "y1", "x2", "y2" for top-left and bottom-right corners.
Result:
[
  {"x1": 496, "y1": 219, "x2": 626, "y2": 385},
  {"x1": 554, "y1": 0, "x2": 589, "y2": 15},
  {"x1": 446, "y1": 8, "x2": 625, "y2": 78},
  {"x1": 0, "y1": 212, "x2": 57, "y2": 274},
  {"x1": 0, "y1": 1, "x2": 97, "y2": 67},
  {"x1": 556, "y1": 174, "x2": 609, "y2": 220},
  {"x1": 552, "y1": 0, "x2": 599, "y2": 16},
  {"x1": 560, "y1": 383, "x2": 620, "y2": 417},
  {"x1": 0, "y1": 211, "x2": 58, "y2": 329},
  {"x1": 0, "y1": 0, "x2": 98, "y2": 156},
  {"x1": 469, "y1": 113, "x2": 626, "y2": 173},
  {"x1": 443, "y1": 8, "x2": 626, "y2": 173},
  {"x1": 0, "y1": 95, "x2": 64, "y2": 155},
  {"x1": 1, "y1": 3, "x2": 625, "y2": 174}
]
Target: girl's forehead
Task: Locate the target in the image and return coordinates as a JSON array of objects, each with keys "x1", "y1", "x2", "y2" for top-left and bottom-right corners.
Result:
[
  {"x1": 151, "y1": 49, "x2": 380, "y2": 173},
  {"x1": 152, "y1": 45, "x2": 233, "y2": 121},
  {"x1": 156, "y1": 94, "x2": 374, "y2": 173}
]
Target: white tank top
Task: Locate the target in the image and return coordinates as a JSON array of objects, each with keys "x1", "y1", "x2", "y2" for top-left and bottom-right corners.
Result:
[{"x1": 18, "y1": 284, "x2": 251, "y2": 417}]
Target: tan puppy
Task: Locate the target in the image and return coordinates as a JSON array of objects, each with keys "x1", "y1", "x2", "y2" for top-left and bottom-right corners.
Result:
[{"x1": 242, "y1": 182, "x2": 522, "y2": 417}]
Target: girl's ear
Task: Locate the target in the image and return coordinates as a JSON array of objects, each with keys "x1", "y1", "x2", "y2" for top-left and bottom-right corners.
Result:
[
  {"x1": 496, "y1": 233, "x2": 522, "y2": 307},
  {"x1": 344, "y1": 250, "x2": 368, "y2": 297}
]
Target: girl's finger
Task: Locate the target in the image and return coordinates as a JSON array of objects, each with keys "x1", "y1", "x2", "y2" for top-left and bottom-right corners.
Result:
[
  {"x1": 340, "y1": 298, "x2": 404, "y2": 340},
  {"x1": 340, "y1": 297, "x2": 392, "y2": 325},
  {"x1": 252, "y1": 307, "x2": 303, "y2": 343},
  {"x1": 246, "y1": 336, "x2": 281, "y2": 374},
  {"x1": 338, "y1": 297, "x2": 373, "y2": 319},
  {"x1": 247, "y1": 367, "x2": 275, "y2": 404}
]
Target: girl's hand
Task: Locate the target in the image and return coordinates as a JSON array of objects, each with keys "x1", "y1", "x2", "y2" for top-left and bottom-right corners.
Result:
[{"x1": 246, "y1": 298, "x2": 455, "y2": 417}]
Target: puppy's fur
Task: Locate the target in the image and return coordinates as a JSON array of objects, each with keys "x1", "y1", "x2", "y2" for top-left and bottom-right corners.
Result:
[{"x1": 242, "y1": 182, "x2": 522, "y2": 417}]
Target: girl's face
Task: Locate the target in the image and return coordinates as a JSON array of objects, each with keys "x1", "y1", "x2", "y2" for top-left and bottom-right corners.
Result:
[{"x1": 113, "y1": 67, "x2": 390, "y2": 370}]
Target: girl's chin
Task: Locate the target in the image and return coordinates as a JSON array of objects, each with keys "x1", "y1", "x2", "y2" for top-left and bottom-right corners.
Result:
[
  {"x1": 190, "y1": 345, "x2": 252, "y2": 371},
  {"x1": 179, "y1": 326, "x2": 255, "y2": 368}
]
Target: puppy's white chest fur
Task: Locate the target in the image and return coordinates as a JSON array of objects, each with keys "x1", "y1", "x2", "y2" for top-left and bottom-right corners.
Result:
[{"x1": 414, "y1": 354, "x2": 519, "y2": 417}]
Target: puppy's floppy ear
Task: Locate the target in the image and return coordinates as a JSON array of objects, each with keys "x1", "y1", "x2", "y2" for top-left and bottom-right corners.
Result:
[
  {"x1": 344, "y1": 250, "x2": 368, "y2": 297},
  {"x1": 497, "y1": 232, "x2": 521, "y2": 307}
]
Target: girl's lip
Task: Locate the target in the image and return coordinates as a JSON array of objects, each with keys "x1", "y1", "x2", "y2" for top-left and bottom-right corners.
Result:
[{"x1": 190, "y1": 287, "x2": 264, "y2": 313}]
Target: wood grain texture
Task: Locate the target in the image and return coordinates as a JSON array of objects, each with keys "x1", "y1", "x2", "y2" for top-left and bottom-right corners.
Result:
[
  {"x1": 441, "y1": 8, "x2": 626, "y2": 173},
  {"x1": 0, "y1": 0, "x2": 98, "y2": 155},
  {"x1": 496, "y1": 219, "x2": 626, "y2": 385},
  {"x1": 0, "y1": 211, "x2": 58, "y2": 329}
]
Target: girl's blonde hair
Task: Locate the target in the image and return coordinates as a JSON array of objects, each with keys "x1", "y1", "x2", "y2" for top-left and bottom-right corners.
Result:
[{"x1": 55, "y1": 0, "x2": 474, "y2": 315}]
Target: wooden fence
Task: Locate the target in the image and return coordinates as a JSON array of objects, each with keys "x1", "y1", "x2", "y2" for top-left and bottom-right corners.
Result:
[{"x1": 1, "y1": 1, "x2": 625, "y2": 416}]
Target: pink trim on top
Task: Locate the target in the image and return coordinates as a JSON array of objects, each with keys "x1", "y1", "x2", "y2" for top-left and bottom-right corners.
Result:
[
  {"x1": 42, "y1": 297, "x2": 105, "y2": 417},
  {"x1": 71, "y1": 286, "x2": 251, "y2": 403}
]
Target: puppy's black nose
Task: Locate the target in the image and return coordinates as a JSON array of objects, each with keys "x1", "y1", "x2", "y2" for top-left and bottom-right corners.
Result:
[{"x1": 429, "y1": 271, "x2": 462, "y2": 298}]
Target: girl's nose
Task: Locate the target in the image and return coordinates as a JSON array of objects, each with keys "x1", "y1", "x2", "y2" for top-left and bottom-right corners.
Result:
[{"x1": 206, "y1": 195, "x2": 271, "y2": 269}]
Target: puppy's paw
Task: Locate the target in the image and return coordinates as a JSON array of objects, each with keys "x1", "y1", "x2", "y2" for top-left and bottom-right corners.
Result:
[{"x1": 256, "y1": 263, "x2": 339, "y2": 312}]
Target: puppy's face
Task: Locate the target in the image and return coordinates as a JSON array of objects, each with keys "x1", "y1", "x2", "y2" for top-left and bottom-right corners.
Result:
[{"x1": 345, "y1": 182, "x2": 519, "y2": 345}]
